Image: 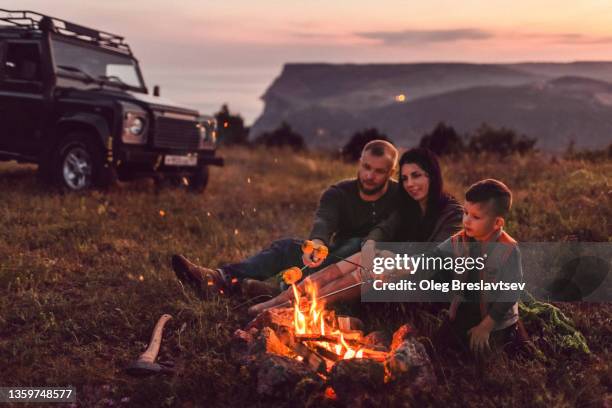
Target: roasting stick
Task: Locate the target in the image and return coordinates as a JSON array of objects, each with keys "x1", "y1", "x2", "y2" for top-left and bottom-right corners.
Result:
[
  {"x1": 234, "y1": 274, "x2": 369, "y2": 312},
  {"x1": 272, "y1": 279, "x2": 370, "y2": 310},
  {"x1": 271, "y1": 239, "x2": 373, "y2": 308}
]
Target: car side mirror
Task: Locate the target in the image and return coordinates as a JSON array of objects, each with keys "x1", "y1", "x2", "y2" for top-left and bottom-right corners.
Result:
[{"x1": 153, "y1": 85, "x2": 160, "y2": 97}]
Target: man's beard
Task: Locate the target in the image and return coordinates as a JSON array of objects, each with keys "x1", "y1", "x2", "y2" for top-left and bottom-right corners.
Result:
[{"x1": 358, "y1": 175, "x2": 386, "y2": 196}]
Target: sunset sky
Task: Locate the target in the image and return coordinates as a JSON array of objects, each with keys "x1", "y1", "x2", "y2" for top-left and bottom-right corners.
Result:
[{"x1": 4, "y1": 0, "x2": 612, "y2": 122}]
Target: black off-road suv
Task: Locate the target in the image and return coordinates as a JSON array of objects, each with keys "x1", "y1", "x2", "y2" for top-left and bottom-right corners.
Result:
[{"x1": 0, "y1": 10, "x2": 223, "y2": 192}]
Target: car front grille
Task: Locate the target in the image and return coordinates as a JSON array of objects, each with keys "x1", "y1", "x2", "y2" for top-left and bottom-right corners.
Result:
[{"x1": 153, "y1": 115, "x2": 200, "y2": 150}]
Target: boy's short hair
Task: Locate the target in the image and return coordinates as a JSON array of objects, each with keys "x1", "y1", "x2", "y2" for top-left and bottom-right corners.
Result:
[
  {"x1": 362, "y1": 140, "x2": 398, "y2": 170},
  {"x1": 465, "y1": 179, "x2": 512, "y2": 217}
]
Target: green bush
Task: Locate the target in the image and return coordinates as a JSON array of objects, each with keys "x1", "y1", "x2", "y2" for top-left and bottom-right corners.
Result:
[
  {"x1": 214, "y1": 104, "x2": 249, "y2": 145},
  {"x1": 341, "y1": 128, "x2": 393, "y2": 162},
  {"x1": 419, "y1": 122, "x2": 464, "y2": 156},
  {"x1": 253, "y1": 121, "x2": 305, "y2": 150},
  {"x1": 468, "y1": 123, "x2": 537, "y2": 155}
]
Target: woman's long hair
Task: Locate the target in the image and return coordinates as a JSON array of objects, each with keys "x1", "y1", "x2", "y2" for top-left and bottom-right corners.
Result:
[{"x1": 397, "y1": 148, "x2": 449, "y2": 241}]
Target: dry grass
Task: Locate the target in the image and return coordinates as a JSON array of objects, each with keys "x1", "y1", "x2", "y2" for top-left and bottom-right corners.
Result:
[{"x1": 0, "y1": 147, "x2": 610, "y2": 407}]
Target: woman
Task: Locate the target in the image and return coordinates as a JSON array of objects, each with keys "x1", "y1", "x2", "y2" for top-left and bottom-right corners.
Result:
[
  {"x1": 372, "y1": 147, "x2": 463, "y2": 244},
  {"x1": 248, "y1": 148, "x2": 463, "y2": 315}
]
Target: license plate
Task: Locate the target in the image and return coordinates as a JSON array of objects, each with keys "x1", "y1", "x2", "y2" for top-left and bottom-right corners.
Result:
[{"x1": 164, "y1": 154, "x2": 198, "y2": 166}]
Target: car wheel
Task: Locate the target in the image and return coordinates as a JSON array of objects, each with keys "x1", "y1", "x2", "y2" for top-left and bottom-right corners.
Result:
[
  {"x1": 53, "y1": 132, "x2": 113, "y2": 191},
  {"x1": 187, "y1": 165, "x2": 209, "y2": 193}
]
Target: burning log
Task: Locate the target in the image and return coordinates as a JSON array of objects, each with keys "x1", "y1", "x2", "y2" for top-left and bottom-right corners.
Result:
[
  {"x1": 249, "y1": 327, "x2": 294, "y2": 358},
  {"x1": 312, "y1": 346, "x2": 343, "y2": 363},
  {"x1": 293, "y1": 342, "x2": 327, "y2": 373},
  {"x1": 295, "y1": 332, "x2": 378, "y2": 352},
  {"x1": 294, "y1": 333, "x2": 340, "y2": 343},
  {"x1": 337, "y1": 315, "x2": 364, "y2": 331},
  {"x1": 274, "y1": 325, "x2": 296, "y2": 349},
  {"x1": 294, "y1": 332, "x2": 370, "y2": 344},
  {"x1": 359, "y1": 349, "x2": 388, "y2": 362},
  {"x1": 390, "y1": 323, "x2": 414, "y2": 350},
  {"x1": 364, "y1": 331, "x2": 391, "y2": 350},
  {"x1": 246, "y1": 308, "x2": 293, "y2": 332},
  {"x1": 339, "y1": 329, "x2": 364, "y2": 341}
]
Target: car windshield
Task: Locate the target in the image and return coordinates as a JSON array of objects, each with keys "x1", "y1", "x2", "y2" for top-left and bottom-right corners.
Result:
[{"x1": 50, "y1": 37, "x2": 144, "y2": 90}]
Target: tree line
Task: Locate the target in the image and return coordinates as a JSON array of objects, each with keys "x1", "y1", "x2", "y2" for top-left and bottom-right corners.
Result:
[{"x1": 214, "y1": 104, "x2": 611, "y2": 161}]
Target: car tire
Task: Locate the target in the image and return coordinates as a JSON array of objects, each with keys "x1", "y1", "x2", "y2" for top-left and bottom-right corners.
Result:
[
  {"x1": 187, "y1": 165, "x2": 209, "y2": 193},
  {"x1": 52, "y1": 132, "x2": 114, "y2": 191}
]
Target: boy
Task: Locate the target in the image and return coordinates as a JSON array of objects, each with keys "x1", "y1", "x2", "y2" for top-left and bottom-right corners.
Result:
[{"x1": 436, "y1": 178, "x2": 526, "y2": 355}]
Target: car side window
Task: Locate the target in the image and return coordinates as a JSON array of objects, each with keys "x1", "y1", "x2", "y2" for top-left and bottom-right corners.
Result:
[{"x1": 4, "y1": 42, "x2": 42, "y2": 82}]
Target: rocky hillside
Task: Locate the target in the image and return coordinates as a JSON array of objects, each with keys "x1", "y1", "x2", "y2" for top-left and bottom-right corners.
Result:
[{"x1": 250, "y1": 62, "x2": 612, "y2": 151}]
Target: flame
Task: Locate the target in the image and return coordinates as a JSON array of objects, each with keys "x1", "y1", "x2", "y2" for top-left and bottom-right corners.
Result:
[
  {"x1": 291, "y1": 280, "x2": 362, "y2": 362},
  {"x1": 292, "y1": 284, "x2": 306, "y2": 334}
]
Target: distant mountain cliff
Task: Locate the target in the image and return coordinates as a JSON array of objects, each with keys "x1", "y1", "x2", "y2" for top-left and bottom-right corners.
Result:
[{"x1": 250, "y1": 62, "x2": 612, "y2": 151}]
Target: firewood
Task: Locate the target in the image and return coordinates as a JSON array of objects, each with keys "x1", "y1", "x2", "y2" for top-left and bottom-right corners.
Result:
[
  {"x1": 295, "y1": 331, "x2": 366, "y2": 346},
  {"x1": 249, "y1": 327, "x2": 294, "y2": 358},
  {"x1": 293, "y1": 342, "x2": 326, "y2": 373},
  {"x1": 339, "y1": 330, "x2": 364, "y2": 341},
  {"x1": 363, "y1": 331, "x2": 391, "y2": 350},
  {"x1": 360, "y1": 349, "x2": 388, "y2": 362},
  {"x1": 313, "y1": 345, "x2": 342, "y2": 362},
  {"x1": 294, "y1": 333, "x2": 340, "y2": 343},
  {"x1": 337, "y1": 315, "x2": 364, "y2": 331}
]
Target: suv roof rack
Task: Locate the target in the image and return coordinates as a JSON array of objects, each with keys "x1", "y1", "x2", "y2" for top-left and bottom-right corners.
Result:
[{"x1": 0, "y1": 9, "x2": 132, "y2": 55}]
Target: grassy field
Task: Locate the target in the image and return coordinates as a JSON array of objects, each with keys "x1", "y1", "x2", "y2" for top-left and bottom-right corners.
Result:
[{"x1": 0, "y1": 147, "x2": 610, "y2": 407}]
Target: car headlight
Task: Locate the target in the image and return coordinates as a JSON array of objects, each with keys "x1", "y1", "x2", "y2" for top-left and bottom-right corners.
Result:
[
  {"x1": 129, "y1": 117, "x2": 145, "y2": 135},
  {"x1": 122, "y1": 110, "x2": 148, "y2": 144}
]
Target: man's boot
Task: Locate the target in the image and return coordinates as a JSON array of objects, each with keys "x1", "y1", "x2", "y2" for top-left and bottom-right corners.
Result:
[
  {"x1": 241, "y1": 279, "x2": 281, "y2": 300},
  {"x1": 172, "y1": 254, "x2": 232, "y2": 298}
]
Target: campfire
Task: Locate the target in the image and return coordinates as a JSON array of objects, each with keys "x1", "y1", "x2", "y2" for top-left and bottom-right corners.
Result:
[
  {"x1": 288, "y1": 280, "x2": 386, "y2": 371},
  {"x1": 232, "y1": 279, "x2": 437, "y2": 404}
]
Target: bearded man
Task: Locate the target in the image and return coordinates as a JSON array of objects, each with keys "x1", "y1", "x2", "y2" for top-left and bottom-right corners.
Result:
[{"x1": 172, "y1": 139, "x2": 400, "y2": 297}]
